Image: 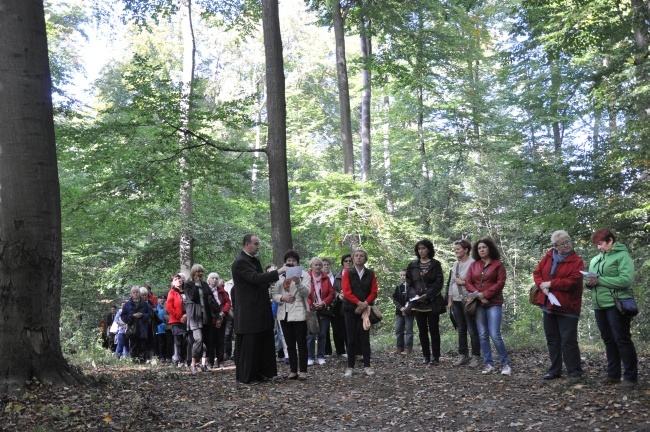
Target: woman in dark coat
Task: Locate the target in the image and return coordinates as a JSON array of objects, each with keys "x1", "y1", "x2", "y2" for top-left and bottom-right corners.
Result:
[
  {"x1": 184, "y1": 264, "x2": 219, "y2": 374},
  {"x1": 121, "y1": 285, "x2": 151, "y2": 363},
  {"x1": 406, "y1": 239, "x2": 444, "y2": 365}
]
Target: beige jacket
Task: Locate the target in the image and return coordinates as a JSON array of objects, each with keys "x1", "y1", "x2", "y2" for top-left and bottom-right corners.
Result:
[{"x1": 273, "y1": 271, "x2": 310, "y2": 322}]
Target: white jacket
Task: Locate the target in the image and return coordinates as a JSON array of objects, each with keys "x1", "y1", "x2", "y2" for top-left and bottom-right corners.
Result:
[{"x1": 273, "y1": 271, "x2": 310, "y2": 322}]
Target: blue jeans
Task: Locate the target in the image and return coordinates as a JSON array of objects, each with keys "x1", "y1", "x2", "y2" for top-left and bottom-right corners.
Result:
[
  {"x1": 451, "y1": 301, "x2": 480, "y2": 356},
  {"x1": 395, "y1": 314, "x2": 414, "y2": 351},
  {"x1": 307, "y1": 315, "x2": 331, "y2": 359},
  {"x1": 475, "y1": 305, "x2": 509, "y2": 367},
  {"x1": 595, "y1": 307, "x2": 638, "y2": 382},
  {"x1": 115, "y1": 333, "x2": 129, "y2": 358}
]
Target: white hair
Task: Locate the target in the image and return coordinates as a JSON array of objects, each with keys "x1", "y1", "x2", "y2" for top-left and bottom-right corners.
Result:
[
  {"x1": 139, "y1": 286, "x2": 148, "y2": 297},
  {"x1": 309, "y1": 257, "x2": 323, "y2": 267},
  {"x1": 207, "y1": 272, "x2": 219, "y2": 280},
  {"x1": 551, "y1": 230, "x2": 570, "y2": 244}
]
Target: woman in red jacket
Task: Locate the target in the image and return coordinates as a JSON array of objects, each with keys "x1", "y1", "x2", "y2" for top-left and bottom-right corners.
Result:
[
  {"x1": 166, "y1": 273, "x2": 187, "y2": 367},
  {"x1": 465, "y1": 238, "x2": 511, "y2": 376},
  {"x1": 307, "y1": 257, "x2": 335, "y2": 365},
  {"x1": 533, "y1": 230, "x2": 584, "y2": 381}
]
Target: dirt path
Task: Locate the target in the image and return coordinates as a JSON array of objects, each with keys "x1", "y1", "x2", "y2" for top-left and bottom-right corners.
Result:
[{"x1": 1, "y1": 350, "x2": 648, "y2": 431}]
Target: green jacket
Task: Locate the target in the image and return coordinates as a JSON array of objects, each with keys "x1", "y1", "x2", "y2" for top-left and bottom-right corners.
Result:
[{"x1": 587, "y1": 242, "x2": 635, "y2": 310}]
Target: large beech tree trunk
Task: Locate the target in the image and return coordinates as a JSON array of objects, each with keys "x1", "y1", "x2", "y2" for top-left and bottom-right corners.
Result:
[
  {"x1": 360, "y1": 27, "x2": 372, "y2": 181},
  {"x1": 332, "y1": 1, "x2": 355, "y2": 176},
  {"x1": 262, "y1": 0, "x2": 293, "y2": 264},
  {"x1": 0, "y1": 0, "x2": 84, "y2": 393}
]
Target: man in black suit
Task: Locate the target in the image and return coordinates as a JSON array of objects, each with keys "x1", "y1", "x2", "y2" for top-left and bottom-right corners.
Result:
[{"x1": 231, "y1": 234, "x2": 286, "y2": 384}]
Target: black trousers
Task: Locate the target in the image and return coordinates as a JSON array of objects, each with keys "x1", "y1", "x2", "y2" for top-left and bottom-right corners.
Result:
[
  {"x1": 330, "y1": 313, "x2": 347, "y2": 355},
  {"x1": 235, "y1": 329, "x2": 277, "y2": 383},
  {"x1": 344, "y1": 310, "x2": 371, "y2": 368},
  {"x1": 415, "y1": 310, "x2": 440, "y2": 360},
  {"x1": 280, "y1": 320, "x2": 308, "y2": 373}
]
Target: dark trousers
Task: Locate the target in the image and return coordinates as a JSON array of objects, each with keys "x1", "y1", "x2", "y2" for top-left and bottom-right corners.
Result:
[
  {"x1": 154, "y1": 333, "x2": 167, "y2": 360},
  {"x1": 415, "y1": 310, "x2": 440, "y2": 360},
  {"x1": 330, "y1": 313, "x2": 347, "y2": 355},
  {"x1": 214, "y1": 324, "x2": 226, "y2": 363},
  {"x1": 543, "y1": 312, "x2": 583, "y2": 377},
  {"x1": 595, "y1": 307, "x2": 638, "y2": 382},
  {"x1": 452, "y1": 301, "x2": 480, "y2": 356},
  {"x1": 201, "y1": 325, "x2": 213, "y2": 361},
  {"x1": 165, "y1": 329, "x2": 174, "y2": 360},
  {"x1": 280, "y1": 320, "x2": 308, "y2": 373},
  {"x1": 224, "y1": 319, "x2": 234, "y2": 358},
  {"x1": 129, "y1": 337, "x2": 147, "y2": 363},
  {"x1": 344, "y1": 310, "x2": 371, "y2": 368},
  {"x1": 235, "y1": 329, "x2": 277, "y2": 383}
]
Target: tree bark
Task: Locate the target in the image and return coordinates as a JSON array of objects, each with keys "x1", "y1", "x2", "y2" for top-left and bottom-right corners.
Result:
[
  {"x1": 262, "y1": 0, "x2": 293, "y2": 265},
  {"x1": 332, "y1": 1, "x2": 355, "y2": 176},
  {"x1": 179, "y1": 0, "x2": 196, "y2": 275},
  {"x1": 0, "y1": 0, "x2": 85, "y2": 393},
  {"x1": 360, "y1": 22, "x2": 372, "y2": 181}
]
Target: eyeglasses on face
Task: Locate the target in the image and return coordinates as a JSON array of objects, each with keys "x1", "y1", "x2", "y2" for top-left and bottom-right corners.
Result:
[
  {"x1": 554, "y1": 240, "x2": 571, "y2": 248},
  {"x1": 343, "y1": 259, "x2": 352, "y2": 263}
]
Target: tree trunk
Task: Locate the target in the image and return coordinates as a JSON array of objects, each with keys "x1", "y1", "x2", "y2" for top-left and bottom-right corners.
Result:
[
  {"x1": 262, "y1": 0, "x2": 293, "y2": 265},
  {"x1": 360, "y1": 23, "x2": 372, "y2": 181},
  {"x1": 179, "y1": 0, "x2": 196, "y2": 275},
  {"x1": 631, "y1": 0, "x2": 649, "y2": 119},
  {"x1": 417, "y1": 85, "x2": 429, "y2": 180},
  {"x1": 0, "y1": 0, "x2": 84, "y2": 393},
  {"x1": 382, "y1": 95, "x2": 393, "y2": 213},
  {"x1": 332, "y1": 1, "x2": 355, "y2": 176},
  {"x1": 548, "y1": 51, "x2": 562, "y2": 154}
]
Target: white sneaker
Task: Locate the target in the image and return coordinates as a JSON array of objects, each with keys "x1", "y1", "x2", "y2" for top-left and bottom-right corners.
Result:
[
  {"x1": 341, "y1": 354, "x2": 348, "y2": 359},
  {"x1": 501, "y1": 365, "x2": 512, "y2": 376},
  {"x1": 482, "y1": 364, "x2": 495, "y2": 374},
  {"x1": 307, "y1": 359, "x2": 314, "y2": 366},
  {"x1": 344, "y1": 368, "x2": 353, "y2": 378},
  {"x1": 317, "y1": 358, "x2": 326, "y2": 365},
  {"x1": 364, "y1": 367, "x2": 375, "y2": 376}
]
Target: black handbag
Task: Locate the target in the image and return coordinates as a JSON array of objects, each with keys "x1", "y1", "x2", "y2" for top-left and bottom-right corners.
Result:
[
  {"x1": 433, "y1": 294, "x2": 447, "y2": 315},
  {"x1": 126, "y1": 318, "x2": 139, "y2": 338},
  {"x1": 610, "y1": 288, "x2": 639, "y2": 317}
]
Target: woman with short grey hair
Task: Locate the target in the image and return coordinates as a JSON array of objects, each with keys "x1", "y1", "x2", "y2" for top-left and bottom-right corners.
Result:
[
  {"x1": 532, "y1": 230, "x2": 584, "y2": 381},
  {"x1": 184, "y1": 264, "x2": 219, "y2": 373}
]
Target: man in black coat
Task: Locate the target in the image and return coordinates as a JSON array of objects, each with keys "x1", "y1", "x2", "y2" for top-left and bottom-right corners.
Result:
[{"x1": 231, "y1": 234, "x2": 286, "y2": 384}]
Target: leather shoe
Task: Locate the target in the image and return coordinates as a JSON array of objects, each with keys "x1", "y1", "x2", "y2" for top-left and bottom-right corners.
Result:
[{"x1": 543, "y1": 373, "x2": 561, "y2": 380}]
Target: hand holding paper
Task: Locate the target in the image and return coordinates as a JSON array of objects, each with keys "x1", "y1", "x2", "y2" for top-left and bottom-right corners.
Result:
[{"x1": 547, "y1": 293, "x2": 561, "y2": 306}]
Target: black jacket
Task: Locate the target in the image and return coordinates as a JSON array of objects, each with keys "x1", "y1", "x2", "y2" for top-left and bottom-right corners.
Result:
[
  {"x1": 391, "y1": 282, "x2": 409, "y2": 315},
  {"x1": 406, "y1": 258, "x2": 443, "y2": 306},
  {"x1": 231, "y1": 251, "x2": 280, "y2": 334}
]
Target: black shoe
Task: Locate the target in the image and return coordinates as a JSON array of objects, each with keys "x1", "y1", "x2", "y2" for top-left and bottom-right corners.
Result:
[
  {"x1": 543, "y1": 373, "x2": 561, "y2": 380},
  {"x1": 190, "y1": 365, "x2": 199, "y2": 374},
  {"x1": 619, "y1": 380, "x2": 638, "y2": 390},
  {"x1": 430, "y1": 358, "x2": 440, "y2": 366},
  {"x1": 238, "y1": 380, "x2": 260, "y2": 386},
  {"x1": 200, "y1": 364, "x2": 210, "y2": 372},
  {"x1": 602, "y1": 376, "x2": 621, "y2": 385},
  {"x1": 287, "y1": 373, "x2": 298, "y2": 380},
  {"x1": 421, "y1": 358, "x2": 430, "y2": 365}
]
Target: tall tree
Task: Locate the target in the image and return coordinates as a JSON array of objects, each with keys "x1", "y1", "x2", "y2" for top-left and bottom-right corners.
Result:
[
  {"x1": 0, "y1": 0, "x2": 84, "y2": 393},
  {"x1": 332, "y1": 0, "x2": 355, "y2": 176},
  {"x1": 262, "y1": 0, "x2": 293, "y2": 263},
  {"x1": 179, "y1": 0, "x2": 197, "y2": 275},
  {"x1": 359, "y1": 11, "x2": 372, "y2": 180}
]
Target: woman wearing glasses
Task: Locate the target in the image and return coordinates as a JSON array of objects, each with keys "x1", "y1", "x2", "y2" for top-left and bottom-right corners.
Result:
[{"x1": 532, "y1": 231, "x2": 584, "y2": 382}]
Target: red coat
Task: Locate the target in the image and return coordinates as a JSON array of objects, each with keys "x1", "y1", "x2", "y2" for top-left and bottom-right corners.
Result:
[
  {"x1": 166, "y1": 288, "x2": 184, "y2": 324},
  {"x1": 215, "y1": 286, "x2": 232, "y2": 314},
  {"x1": 465, "y1": 259, "x2": 506, "y2": 307},
  {"x1": 533, "y1": 249, "x2": 584, "y2": 316},
  {"x1": 307, "y1": 270, "x2": 335, "y2": 309}
]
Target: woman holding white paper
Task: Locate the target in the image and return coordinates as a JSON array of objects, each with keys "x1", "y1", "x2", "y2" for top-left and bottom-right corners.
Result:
[
  {"x1": 272, "y1": 250, "x2": 311, "y2": 380},
  {"x1": 533, "y1": 230, "x2": 584, "y2": 381}
]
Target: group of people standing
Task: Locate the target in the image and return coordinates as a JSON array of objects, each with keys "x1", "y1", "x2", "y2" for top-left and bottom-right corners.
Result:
[
  {"x1": 392, "y1": 228, "x2": 639, "y2": 388},
  {"x1": 105, "y1": 228, "x2": 639, "y2": 390}
]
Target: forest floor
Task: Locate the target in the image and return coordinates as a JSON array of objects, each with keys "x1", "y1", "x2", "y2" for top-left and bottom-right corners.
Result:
[{"x1": 1, "y1": 349, "x2": 648, "y2": 432}]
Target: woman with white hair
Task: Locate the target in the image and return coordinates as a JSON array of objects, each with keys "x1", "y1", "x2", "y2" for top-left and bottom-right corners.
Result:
[
  {"x1": 207, "y1": 272, "x2": 230, "y2": 368},
  {"x1": 184, "y1": 264, "x2": 219, "y2": 374},
  {"x1": 532, "y1": 230, "x2": 584, "y2": 381},
  {"x1": 121, "y1": 285, "x2": 151, "y2": 363}
]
